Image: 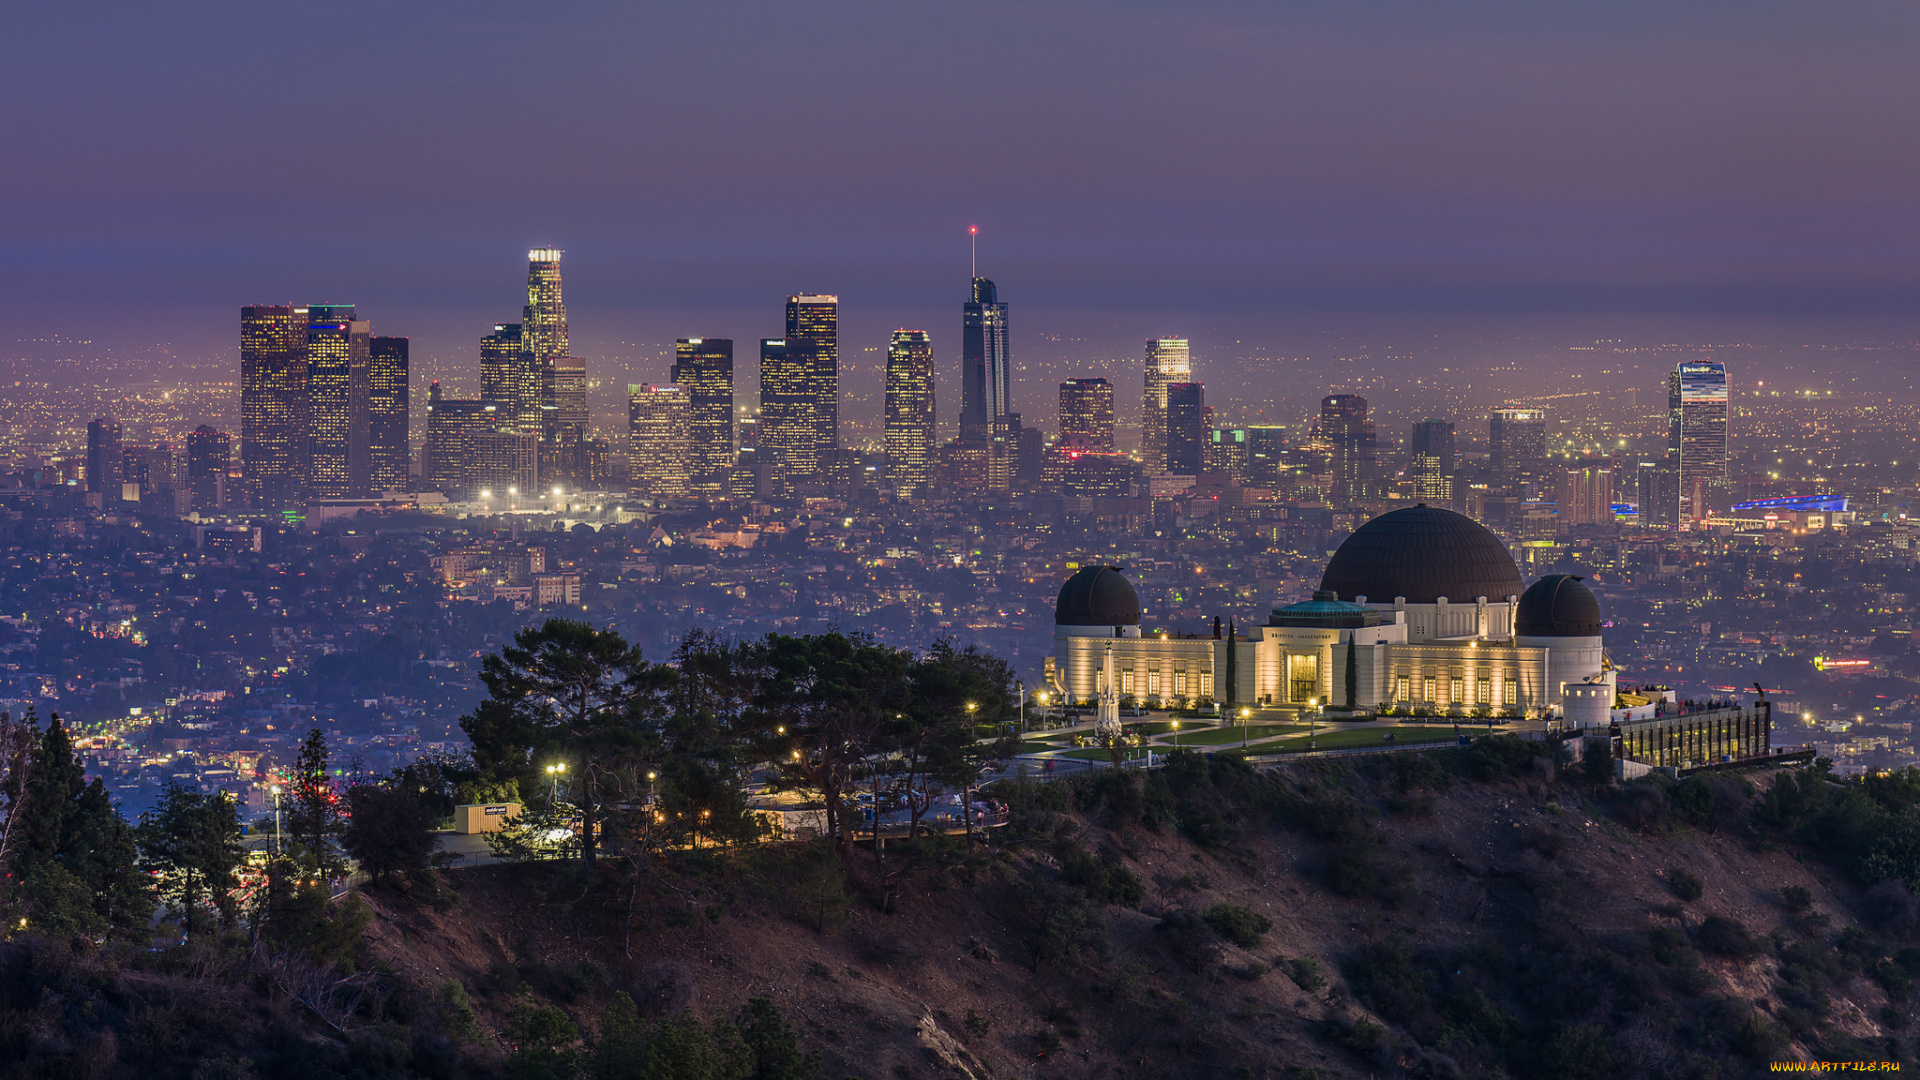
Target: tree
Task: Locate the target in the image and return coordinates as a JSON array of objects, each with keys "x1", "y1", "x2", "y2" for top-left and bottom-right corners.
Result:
[
  {"x1": 0, "y1": 709, "x2": 40, "y2": 915},
  {"x1": 138, "y1": 780, "x2": 245, "y2": 937},
  {"x1": 748, "y1": 632, "x2": 911, "y2": 853},
  {"x1": 287, "y1": 728, "x2": 342, "y2": 876},
  {"x1": 11, "y1": 711, "x2": 150, "y2": 935},
  {"x1": 341, "y1": 780, "x2": 437, "y2": 887},
  {"x1": 895, "y1": 641, "x2": 1019, "y2": 838},
  {"x1": 461, "y1": 618, "x2": 659, "y2": 876},
  {"x1": 736, "y1": 996, "x2": 820, "y2": 1080}
]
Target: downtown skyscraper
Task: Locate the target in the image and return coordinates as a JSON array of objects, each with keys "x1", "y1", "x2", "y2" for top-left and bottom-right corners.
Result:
[
  {"x1": 1166, "y1": 382, "x2": 1208, "y2": 474},
  {"x1": 1668, "y1": 359, "x2": 1730, "y2": 523},
  {"x1": 759, "y1": 295, "x2": 839, "y2": 489},
  {"x1": 304, "y1": 304, "x2": 369, "y2": 500},
  {"x1": 671, "y1": 338, "x2": 735, "y2": 498},
  {"x1": 960, "y1": 277, "x2": 1010, "y2": 440},
  {"x1": 1408, "y1": 419, "x2": 1455, "y2": 505},
  {"x1": 1320, "y1": 393, "x2": 1376, "y2": 504},
  {"x1": 628, "y1": 384, "x2": 693, "y2": 500},
  {"x1": 480, "y1": 322, "x2": 529, "y2": 430},
  {"x1": 1141, "y1": 337, "x2": 1191, "y2": 474},
  {"x1": 240, "y1": 304, "x2": 309, "y2": 508},
  {"x1": 368, "y1": 336, "x2": 410, "y2": 496},
  {"x1": 884, "y1": 330, "x2": 935, "y2": 499},
  {"x1": 1058, "y1": 378, "x2": 1115, "y2": 451}
]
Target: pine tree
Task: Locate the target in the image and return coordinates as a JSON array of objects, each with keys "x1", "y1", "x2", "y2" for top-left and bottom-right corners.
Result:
[
  {"x1": 287, "y1": 729, "x2": 341, "y2": 876},
  {"x1": 12, "y1": 712, "x2": 151, "y2": 936},
  {"x1": 138, "y1": 780, "x2": 245, "y2": 937}
]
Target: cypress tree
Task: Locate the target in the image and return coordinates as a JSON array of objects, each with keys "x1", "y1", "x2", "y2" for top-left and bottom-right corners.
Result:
[{"x1": 13, "y1": 712, "x2": 151, "y2": 936}]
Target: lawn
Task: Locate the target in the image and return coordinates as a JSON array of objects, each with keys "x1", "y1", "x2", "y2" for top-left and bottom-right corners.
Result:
[
  {"x1": 1157, "y1": 723, "x2": 1304, "y2": 747},
  {"x1": 1259, "y1": 726, "x2": 1462, "y2": 754}
]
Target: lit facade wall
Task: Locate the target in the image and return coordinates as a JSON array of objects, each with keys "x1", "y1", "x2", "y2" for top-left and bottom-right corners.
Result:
[
  {"x1": 1058, "y1": 378, "x2": 1115, "y2": 451},
  {"x1": 367, "y1": 336, "x2": 409, "y2": 496},
  {"x1": 305, "y1": 304, "x2": 367, "y2": 500},
  {"x1": 672, "y1": 338, "x2": 735, "y2": 498},
  {"x1": 884, "y1": 331, "x2": 935, "y2": 498},
  {"x1": 788, "y1": 294, "x2": 839, "y2": 475},
  {"x1": 628, "y1": 384, "x2": 693, "y2": 499},
  {"x1": 240, "y1": 304, "x2": 309, "y2": 508},
  {"x1": 1142, "y1": 337, "x2": 1191, "y2": 473},
  {"x1": 758, "y1": 338, "x2": 816, "y2": 484}
]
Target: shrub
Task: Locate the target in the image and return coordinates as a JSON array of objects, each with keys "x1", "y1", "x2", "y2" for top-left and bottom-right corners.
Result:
[
  {"x1": 1615, "y1": 785, "x2": 1670, "y2": 833},
  {"x1": 1782, "y1": 885, "x2": 1814, "y2": 913},
  {"x1": 1668, "y1": 868, "x2": 1704, "y2": 902},
  {"x1": 1056, "y1": 844, "x2": 1146, "y2": 908},
  {"x1": 1540, "y1": 1022, "x2": 1616, "y2": 1080},
  {"x1": 1203, "y1": 902, "x2": 1273, "y2": 949},
  {"x1": 1464, "y1": 736, "x2": 1550, "y2": 781},
  {"x1": 1696, "y1": 914, "x2": 1761, "y2": 959},
  {"x1": 1285, "y1": 956, "x2": 1328, "y2": 993}
]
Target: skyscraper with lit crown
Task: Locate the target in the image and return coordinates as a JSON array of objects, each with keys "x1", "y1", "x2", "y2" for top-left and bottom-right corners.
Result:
[
  {"x1": 789, "y1": 294, "x2": 839, "y2": 475},
  {"x1": 1142, "y1": 337, "x2": 1191, "y2": 473},
  {"x1": 1668, "y1": 358, "x2": 1730, "y2": 523},
  {"x1": 884, "y1": 330, "x2": 935, "y2": 498}
]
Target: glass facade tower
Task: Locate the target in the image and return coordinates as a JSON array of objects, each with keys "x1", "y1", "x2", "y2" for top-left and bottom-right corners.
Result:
[
  {"x1": 671, "y1": 338, "x2": 735, "y2": 498},
  {"x1": 884, "y1": 330, "x2": 935, "y2": 498},
  {"x1": 240, "y1": 304, "x2": 309, "y2": 509},
  {"x1": 1142, "y1": 337, "x2": 1191, "y2": 473}
]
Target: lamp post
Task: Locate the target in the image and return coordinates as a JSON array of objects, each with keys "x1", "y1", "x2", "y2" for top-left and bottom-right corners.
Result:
[
  {"x1": 1241, "y1": 707, "x2": 1251, "y2": 748},
  {"x1": 1308, "y1": 699, "x2": 1318, "y2": 751},
  {"x1": 270, "y1": 784, "x2": 283, "y2": 856},
  {"x1": 1016, "y1": 680, "x2": 1024, "y2": 734},
  {"x1": 1170, "y1": 719, "x2": 1180, "y2": 754},
  {"x1": 546, "y1": 762, "x2": 566, "y2": 805}
]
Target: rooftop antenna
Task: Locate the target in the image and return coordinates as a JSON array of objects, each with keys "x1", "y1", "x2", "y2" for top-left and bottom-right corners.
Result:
[{"x1": 969, "y1": 225, "x2": 978, "y2": 279}]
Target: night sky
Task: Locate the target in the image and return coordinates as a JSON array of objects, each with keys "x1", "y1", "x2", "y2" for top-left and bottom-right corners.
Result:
[{"x1": 6, "y1": 0, "x2": 1920, "y2": 408}]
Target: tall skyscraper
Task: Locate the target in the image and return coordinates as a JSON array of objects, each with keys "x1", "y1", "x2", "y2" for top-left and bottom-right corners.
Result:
[
  {"x1": 1489, "y1": 406, "x2": 1548, "y2": 489},
  {"x1": 1142, "y1": 337, "x2": 1191, "y2": 473},
  {"x1": 86, "y1": 417, "x2": 122, "y2": 496},
  {"x1": 186, "y1": 426, "x2": 232, "y2": 511},
  {"x1": 961, "y1": 278, "x2": 1010, "y2": 439},
  {"x1": 470, "y1": 430, "x2": 539, "y2": 499},
  {"x1": 423, "y1": 382, "x2": 495, "y2": 500},
  {"x1": 305, "y1": 303, "x2": 370, "y2": 500},
  {"x1": 1320, "y1": 394, "x2": 1376, "y2": 503},
  {"x1": 672, "y1": 338, "x2": 735, "y2": 498},
  {"x1": 368, "y1": 336, "x2": 409, "y2": 496},
  {"x1": 884, "y1": 331, "x2": 935, "y2": 499},
  {"x1": 1058, "y1": 378, "x2": 1115, "y2": 451},
  {"x1": 1409, "y1": 419, "x2": 1455, "y2": 505},
  {"x1": 1165, "y1": 382, "x2": 1207, "y2": 474},
  {"x1": 240, "y1": 304, "x2": 309, "y2": 508},
  {"x1": 480, "y1": 323, "x2": 525, "y2": 425},
  {"x1": 628, "y1": 384, "x2": 693, "y2": 500},
  {"x1": 758, "y1": 338, "x2": 813, "y2": 486},
  {"x1": 1668, "y1": 359, "x2": 1730, "y2": 523},
  {"x1": 522, "y1": 248, "x2": 568, "y2": 399},
  {"x1": 788, "y1": 294, "x2": 840, "y2": 475},
  {"x1": 1556, "y1": 463, "x2": 1615, "y2": 529}
]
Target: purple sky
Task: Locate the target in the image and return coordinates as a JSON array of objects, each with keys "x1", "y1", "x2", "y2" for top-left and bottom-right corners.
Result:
[{"x1": 5, "y1": 0, "x2": 1920, "y2": 378}]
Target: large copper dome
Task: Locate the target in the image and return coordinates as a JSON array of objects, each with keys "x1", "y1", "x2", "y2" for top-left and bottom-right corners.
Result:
[
  {"x1": 1319, "y1": 505, "x2": 1523, "y2": 605},
  {"x1": 1055, "y1": 566, "x2": 1142, "y2": 626}
]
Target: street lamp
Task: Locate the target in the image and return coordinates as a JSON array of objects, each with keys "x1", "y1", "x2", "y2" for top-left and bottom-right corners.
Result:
[
  {"x1": 270, "y1": 784, "x2": 283, "y2": 856},
  {"x1": 1307, "y1": 699, "x2": 1319, "y2": 750},
  {"x1": 646, "y1": 770, "x2": 657, "y2": 806},
  {"x1": 1170, "y1": 719, "x2": 1180, "y2": 753},
  {"x1": 546, "y1": 762, "x2": 566, "y2": 804}
]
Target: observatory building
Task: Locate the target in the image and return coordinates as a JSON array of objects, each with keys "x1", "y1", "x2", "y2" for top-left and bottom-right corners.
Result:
[{"x1": 1049, "y1": 505, "x2": 1616, "y2": 723}]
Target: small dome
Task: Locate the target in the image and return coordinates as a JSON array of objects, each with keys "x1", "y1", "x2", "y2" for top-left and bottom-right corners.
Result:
[
  {"x1": 1271, "y1": 590, "x2": 1382, "y2": 629},
  {"x1": 1055, "y1": 566, "x2": 1141, "y2": 626},
  {"x1": 1515, "y1": 574, "x2": 1603, "y2": 637},
  {"x1": 1319, "y1": 505, "x2": 1523, "y2": 605}
]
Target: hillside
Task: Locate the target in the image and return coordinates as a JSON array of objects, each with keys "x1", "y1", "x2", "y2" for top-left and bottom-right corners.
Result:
[{"x1": 5, "y1": 743, "x2": 1915, "y2": 1078}]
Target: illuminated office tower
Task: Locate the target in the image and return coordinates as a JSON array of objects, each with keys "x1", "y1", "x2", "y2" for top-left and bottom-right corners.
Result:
[
  {"x1": 186, "y1": 426, "x2": 232, "y2": 510},
  {"x1": 123, "y1": 445, "x2": 181, "y2": 502},
  {"x1": 884, "y1": 330, "x2": 935, "y2": 499},
  {"x1": 961, "y1": 277, "x2": 1010, "y2": 439},
  {"x1": 367, "y1": 336, "x2": 409, "y2": 496},
  {"x1": 787, "y1": 294, "x2": 840, "y2": 474},
  {"x1": 541, "y1": 356, "x2": 589, "y2": 487},
  {"x1": 1668, "y1": 359, "x2": 1730, "y2": 523},
  {"x1": 671, "y1": 338, "x2": 735, "y2": 498},
  {"x1": 470, "y1": 430, "x2": 539, "y2": 499},
  {"x1": 522, "y1": 248, "x2": 568, "y2": 417},
  {"x1": 1489, "y1": 406, "x2": 1548, "y2": 489},
  {"x1": 1142, "y1": 337, "x2": 1191, "y2": 473},
  {"x1": 86, "y1": 417, "x2": 122, "y2": 496},
  {"x1": 1165, "y1": 382, "x2": 1207, "y2": 474},
  {"x1": 423, "y1": 382, "x2": 495, "y2": 500},
  {"x1": 628, "y1": 384, "x2": 693, "y2": 499},
  {"x1": 1408, "y1": 419, "x2": 1455, "y2": 505},
  {"x1": 1320, "y1": 394, "x2": 1376, "y2": 504},
  {"x1": 1058, "y1": 378, "x2": 1114, "y2": 451},
  {"x1": 240, "y1": 304, "x2": 309, "y2": 508},
  {"x1": 1243, "y1": 426, "x2": 1288, "y2": 486},
  {"x1": 1208, "y1": 428, "x2": 1249, "y2": 482},
  {"x1": 480, "y1": 323, "x2": 525, "y2": 426},
  {"x1": 758, "y1": 338, "x2": 814, "y2": 485},
  {"x1": 305, "y1": 304, "x2": 369, "y2": 500},
  {"x1": 1556, "y1": 462, "x2": 1615, "y2": 529}
]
